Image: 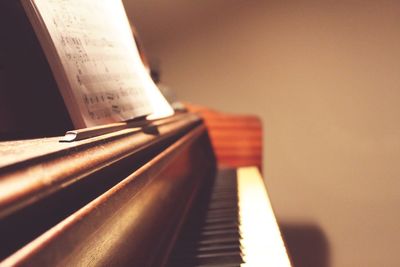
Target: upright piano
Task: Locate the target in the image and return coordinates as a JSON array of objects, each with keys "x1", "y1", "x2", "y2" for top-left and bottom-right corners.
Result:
[
  {"x1": 0, "y1": 110, "x2": 291, "y2": 266},
  {"x1": 1, "y1": 0, "x2": 290, "y2": 264}
]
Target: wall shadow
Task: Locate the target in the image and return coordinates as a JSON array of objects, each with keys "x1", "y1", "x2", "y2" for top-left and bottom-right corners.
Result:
[{"x1": 279, "y1": 222, "x2": 330, "y2": 267}]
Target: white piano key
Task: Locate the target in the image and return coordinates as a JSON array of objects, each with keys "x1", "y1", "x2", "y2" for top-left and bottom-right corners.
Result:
[{"x1": 237, "y1": 167, "x2": 291, "y2": 267}]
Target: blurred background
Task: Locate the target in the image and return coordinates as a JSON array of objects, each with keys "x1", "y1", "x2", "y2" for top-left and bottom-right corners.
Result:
[{"x1": 122, "y1": 1, "x2": 400, "y2": 266}]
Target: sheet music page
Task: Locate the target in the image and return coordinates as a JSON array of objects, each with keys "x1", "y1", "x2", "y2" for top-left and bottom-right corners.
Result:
[{"x1": 23, "y1": 0, "x2": 173, "y2": 128}]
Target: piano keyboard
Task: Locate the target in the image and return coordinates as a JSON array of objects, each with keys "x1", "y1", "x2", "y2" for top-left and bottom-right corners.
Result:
[{"x1": 166, "y1": 166, "x2": 291, "y2": 267}]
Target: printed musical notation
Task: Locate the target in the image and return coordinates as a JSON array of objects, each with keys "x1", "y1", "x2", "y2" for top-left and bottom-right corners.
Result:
[
  {"x1": 26, "y1": 0, "x2": 174, "y2": 127},
  {"x1": 82, "y1": 88, "x2": 148, "y2": 120}
]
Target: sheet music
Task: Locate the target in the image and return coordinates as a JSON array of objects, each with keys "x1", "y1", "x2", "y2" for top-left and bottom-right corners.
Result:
[{"x1": 25, "y1": 0, "x2": 173, "y2": 128}]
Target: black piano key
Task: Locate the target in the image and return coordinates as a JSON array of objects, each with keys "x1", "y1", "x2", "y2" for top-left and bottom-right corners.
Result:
[
  {"x1": 193, "y1": 264, "x2": 241, "y2": 267},
  {"x1": 201, "y1": 223, "x2": 239, "y2": 232},
  {"x1": 207, "y1": 203, "x2": 238, "y2": 211},
  {"x1": 175, "y1": 243, "x2": 242, "y2": 260},
  {"x1": 195, "y1": 244, "x2": 242, "y2": 254},
  {"x1": 195, "y1": 237, "x2": 241, "y2": 247},
  {"x1": 206, "y1": 209, "x2": 238, "y2": 215},
  {"x1": 200, "y1": 229, "x2": 240, "y2": 237},
  {"x1": 171, "y1": 252, "x2": 243, "y2": 266},
  {"x1": 205, "y1": 212, "x2": 238, "y2": 220},
  {"x1": 190, "y1": 252, "x2": 244, "y2": 265},
  {"x1": 205, "y1": 217, "x2": 239, "y2": 225},
  {"x1": 198, "y1": 233, "x2": 241, "y2": 244},
  {"x1": 166, "y1": 169, "x2": 242, "y2": 267}
]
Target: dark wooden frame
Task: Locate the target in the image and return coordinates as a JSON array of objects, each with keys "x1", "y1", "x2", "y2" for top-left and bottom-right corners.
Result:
[{"x1": 0, "y1": 114, "x2": 216, "y2": 266}]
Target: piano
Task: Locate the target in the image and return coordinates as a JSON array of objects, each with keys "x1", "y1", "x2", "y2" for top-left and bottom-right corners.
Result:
[
  {"x1": 0, "y1": 1, "x2": 290, "y2": 264},
  {"x1": 0, "y1": 110, "x2": 291, "y2": 267},
  {"x1": 0, "y1": 110, "x2": 290, "y2": 267}
]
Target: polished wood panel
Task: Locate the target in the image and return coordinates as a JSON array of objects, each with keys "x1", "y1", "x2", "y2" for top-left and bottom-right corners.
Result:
[
  {"x1": 0, "y1": 114, "x2": 201, "y2": 219},
  {"x1": 0, "y1": 114, "x2": 217, "y2": 266},
  {"x1": 186, "y1": 104, "x2": 263, "y2": 172}
]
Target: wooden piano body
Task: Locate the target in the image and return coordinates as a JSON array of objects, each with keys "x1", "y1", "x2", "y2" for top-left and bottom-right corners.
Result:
[{"x1": 0, "y1": 112, "x2": 290, "y2": 266}]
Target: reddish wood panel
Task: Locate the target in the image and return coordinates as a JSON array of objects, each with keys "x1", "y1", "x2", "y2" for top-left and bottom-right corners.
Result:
[{"x1": 186, "y1": 104, "x2": 263, "y2": 172}]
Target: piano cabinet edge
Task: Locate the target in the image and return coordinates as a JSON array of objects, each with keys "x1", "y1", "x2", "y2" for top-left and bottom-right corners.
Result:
[
  {"x1": 0, "y1": 113, "x2": 201, "y2": 219},
  {"x1": 0, "y1": 121, "x2": 217, "y2": 266}
]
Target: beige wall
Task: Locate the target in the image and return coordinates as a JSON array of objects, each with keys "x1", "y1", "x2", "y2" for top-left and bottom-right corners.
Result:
[{"x1": 135, "y1": 1, "x2": 400, "y2": 266}]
